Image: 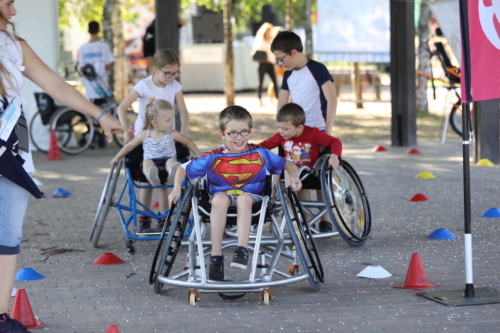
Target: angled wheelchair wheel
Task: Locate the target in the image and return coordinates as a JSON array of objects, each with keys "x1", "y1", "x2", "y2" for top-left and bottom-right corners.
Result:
[
  {"x1": 279, "y1": 183, "x2": 321, "y2": 291},
  {"x1": 321, "y1": 159, "x2": 371, "y2": 247},
  {"x1": 90, "y1": 158, "x2": 123, "y2": 248},
  {"x1": 29, "y1": 111, "x2": 50, "y2": 153},
  {"x1": 154, "y1": 184, "x2": 194, "y2": 294},
  {"x1": 149, "y1": 204, "x2": 176, "y2": 285},
  {"x1": 51, "y1": 107, "x2": 94, "y2": 155}
]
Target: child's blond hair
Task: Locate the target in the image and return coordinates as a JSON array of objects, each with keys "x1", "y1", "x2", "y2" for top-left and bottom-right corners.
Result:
[{"x1": 143, "y1": 97, "x2": 174, "y2": 130}]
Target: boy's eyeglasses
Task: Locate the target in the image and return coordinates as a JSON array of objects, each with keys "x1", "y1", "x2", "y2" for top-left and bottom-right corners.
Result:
[
  {"x1": 224, "y1": 130, "x2": 251, "y2": 138},
  {"x1": 275, "y1": 53, "x2": 288, "y2": 65},
  {"x1": 158, "y1": 68, "x2": 181, "y2": 79}
]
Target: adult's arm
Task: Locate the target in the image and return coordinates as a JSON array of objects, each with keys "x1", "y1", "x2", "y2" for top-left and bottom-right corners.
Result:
[
  {"x1": 322, "y1": 81, "x2": 337, "y2": 136},
  {"x1": 21, "y1": 41, "x2": 130, "y2": 142}
]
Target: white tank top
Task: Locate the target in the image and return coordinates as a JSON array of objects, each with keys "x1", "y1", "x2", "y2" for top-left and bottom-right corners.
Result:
[{"x1": 142, "y1": 130, "x2": 177, "y2": 160}]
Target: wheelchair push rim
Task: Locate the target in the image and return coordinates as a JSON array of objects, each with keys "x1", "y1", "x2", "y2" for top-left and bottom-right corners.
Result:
[
  {"x1": 321, "y1": 158, "x2": 371, "y2": 247},
  {"x1": 154, "y1": 184, "x2": 194, "y2": 294},
  {"x1": 149, "y1": 203, "x2": 176, "y2": 285},
  {"x1": 279, "y1": 183, "x2": 322, "y2": 291}
]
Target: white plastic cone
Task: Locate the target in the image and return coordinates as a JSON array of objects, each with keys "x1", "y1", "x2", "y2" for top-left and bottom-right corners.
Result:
[{"x1": 356, "y1": 265, "x2": 392, "y2": 279}]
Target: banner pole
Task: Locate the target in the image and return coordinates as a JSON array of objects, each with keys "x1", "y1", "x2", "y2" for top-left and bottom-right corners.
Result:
[{"x1": 458, "y1": 0, "x2": 474, "y2": 298}]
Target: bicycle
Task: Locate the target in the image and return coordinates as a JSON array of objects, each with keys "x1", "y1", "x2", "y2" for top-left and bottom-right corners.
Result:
[{"x1": 30, "y1": 65, "x2": 137, "y2": 154}]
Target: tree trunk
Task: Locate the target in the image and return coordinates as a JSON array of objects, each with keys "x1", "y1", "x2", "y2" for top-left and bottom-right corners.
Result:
[
  {"x1": 223, "y1": 0, "x2": 234, "y2": 106},
  {"x1": 304, "y1": 0, "x2": 313, "y2": 57},
  {"x1": 286, "y1": 0, "x2": 294, "y2": 31},
  {"x1": 103, "y1": 0, "x2": 127, "y2": 102},
  {"x1": 416, "y1": 0, "x2": 430, "y2": 113}
]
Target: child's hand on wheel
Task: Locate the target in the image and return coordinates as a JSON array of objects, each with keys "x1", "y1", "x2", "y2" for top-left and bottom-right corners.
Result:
[
  {"x1": 168, "y1": 187, "x2": 181, "y2": 207},
  {"x1": 329, "y1": 154, "x2": 340, "y2": 171}
]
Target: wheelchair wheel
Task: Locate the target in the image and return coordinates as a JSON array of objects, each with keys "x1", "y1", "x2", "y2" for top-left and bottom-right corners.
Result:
[
  {"x1": 90, "y1": 158, "x2": 123, "y2": 248},
  {"x1": 149, "y1": 204, "x2": 176, "y2": 285},
  {"x1": 279, "y1": 183, "x2": 321, "y2": 291},
  {"x1": 29, "y1": 111, "x2": 50, "y2": 153},
  {"x1": 321, "y1": 159, "x2": 371, "y2": 247},
  {"x1": 154, "y1": 184, "x2": 194, "y2": 294},
  {"x1": 51, "y1": 107, "x2": 94, "y2": 155},
  {"x1": 113, "y1": 108, "x2": 138, "y2": 147}
]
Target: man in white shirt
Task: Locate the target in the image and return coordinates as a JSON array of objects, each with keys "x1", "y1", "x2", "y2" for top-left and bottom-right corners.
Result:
[
  {"x1": 78, "y1": 21, "x2": 114, "y2": 147},
  {"x1": 78, "y1": 21, "x2": 114, "y2": 106}
]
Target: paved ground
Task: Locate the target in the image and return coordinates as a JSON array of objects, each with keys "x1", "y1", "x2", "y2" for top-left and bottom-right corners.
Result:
[{"x1": 13, "y1": 94, "x2": 500, "y2": 332}]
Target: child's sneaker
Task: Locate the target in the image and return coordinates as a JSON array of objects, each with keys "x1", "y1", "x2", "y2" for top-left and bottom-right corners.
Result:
[
  {"x1": 167, "y1": 162, "x2": 181, "y2": 184},
  {"x1": 209, "y1": 256, "x2": 224, "y2": 281},
  {"x1": 319, "y1": 221, "x2": 333, "y2": 233},
  {"x1": 0, "y1": 313, "x2": 31, "y2": 332},
  {"x1": 137, "y1": 216, "x2": 151, "y2": 233},
  {"x1": 145, "y1": 165, "x2": 160, "y2": 186},
  {"x1": 230, "y1": 247, "x2": 248, "y2": 270}
]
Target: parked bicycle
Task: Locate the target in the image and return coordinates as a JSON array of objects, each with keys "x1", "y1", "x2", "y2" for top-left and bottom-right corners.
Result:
[{"x1": 30, "y1": 65, "x2": 137, "y2": 154}]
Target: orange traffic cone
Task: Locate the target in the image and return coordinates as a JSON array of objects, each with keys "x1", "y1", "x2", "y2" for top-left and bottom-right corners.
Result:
[
  {"x1": 9, "y1": 288, "x2": 43, "y2": 329},
  {"x1": 152, "y1": 201, "x2": 159, "y2": 208},
  {"x1": 47, "y1": 129, "x2": 62, "y2": 160},
  {"x1": 107, "y1": 325, "x2": 120, "y2": 333},
  {"x1": 394, "y1": 253, "x2": 440, "y2": 290}
]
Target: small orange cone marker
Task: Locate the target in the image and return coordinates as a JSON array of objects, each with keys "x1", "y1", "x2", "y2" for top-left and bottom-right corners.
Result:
[
  {"x1": 394, "y1": 253, "x2": 440, "y2": 290},
  {"x1": 47, "y1": 129, "x2": 62, "y2": 160},
  {"x1": 107, "y1": 325, "x2": 120, "y2": 333},
  {"x1": 92, "y1": 253, "x2": 125, "y2": 265},
  {"x1": 10, "y1": 289, "x2": 43, "y2": 328},
  {"x1": 409, "y1": 193, "x2": 431, "y2": 202},
  {"x1": 372, "y1": 145, "x2": 388, "y2": 152}
]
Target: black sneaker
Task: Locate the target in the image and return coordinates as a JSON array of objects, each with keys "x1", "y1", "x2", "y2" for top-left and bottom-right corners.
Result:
[
  {"x1": 144, "y1": 218, "x2": 169, "y2": 233},
  {"x1": 230, "y1": 247, "x2": 248, "y2": 270},
  {"x1": 209, "y1": 256, "x2": 224, "y2": 281},
  {"x1": 0, "y1": 313, "x2": 31, "y2": 333},
  {"x1": 319, "y1": 221, "x2": 333, "y2": 233},
  {"x1": 137, "y1": 216, "x2": 151, "y2": 233}
]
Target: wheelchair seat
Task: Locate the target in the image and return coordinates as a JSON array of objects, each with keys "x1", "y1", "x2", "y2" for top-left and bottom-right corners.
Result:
[
  {"x1": 125, "y1": 142, "x2": 190, "y2": 184},
  {"x1": 194, "y1": 176, "x2": 276, "y2": 226}
]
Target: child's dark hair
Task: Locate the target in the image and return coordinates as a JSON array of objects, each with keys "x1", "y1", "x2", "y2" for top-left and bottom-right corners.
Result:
[
  {"x1": 270, "y1": 31, "x2": 303, "y2": 54},
  {"x1": 218, "y1": 106, "x2": 253, "y2": 131},
  {"x1": 88, "y1": 21, "x2": 100, "y2": 34},
  {"x1": 277, "y1": 103, "x2": 306, "y2": 127}
]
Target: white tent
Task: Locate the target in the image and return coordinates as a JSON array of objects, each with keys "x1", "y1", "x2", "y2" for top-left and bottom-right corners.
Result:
[{"x1": 12, "y1": 0, "x2": 59, "y2": 147}]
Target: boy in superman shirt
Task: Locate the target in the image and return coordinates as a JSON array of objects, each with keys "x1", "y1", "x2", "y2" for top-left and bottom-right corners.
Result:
[
  {"x1": 259, "y1": 103, "x2": 342, "y2": 231},
  {"x1": 168, "y1": 105, "x2": 302, "y2": 281}
]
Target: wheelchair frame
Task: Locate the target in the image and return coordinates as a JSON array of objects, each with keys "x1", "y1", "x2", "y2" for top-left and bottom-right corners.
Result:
[
  {"x1": 89, "y1": 151, "x2": 192, "y2": 254},
  {"x1": 151, "y1": 179, "x2": 324, "y2": 306}
]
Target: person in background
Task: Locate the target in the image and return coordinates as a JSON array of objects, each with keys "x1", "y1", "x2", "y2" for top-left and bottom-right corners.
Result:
[
  {"x1": 0, "y1": 1, "x2": 129, "y2": 331},
  {"x1": 251, "y1": 22, "x2": 278, "y2": 106}
]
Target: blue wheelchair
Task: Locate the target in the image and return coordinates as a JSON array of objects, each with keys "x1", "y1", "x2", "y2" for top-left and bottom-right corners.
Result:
[{"x1": 89, "y1": 144, "x2": 192, "y2": 254}]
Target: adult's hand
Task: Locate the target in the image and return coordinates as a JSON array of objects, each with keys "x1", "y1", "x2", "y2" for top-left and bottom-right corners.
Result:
[{"x1": 98, "y1": 113, "x2": 133, "y2": 143}]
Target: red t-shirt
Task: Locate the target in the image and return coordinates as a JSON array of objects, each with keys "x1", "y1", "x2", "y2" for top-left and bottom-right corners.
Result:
[{"x1": 258, "y1": 126, "x2": 342, "y2": 168}]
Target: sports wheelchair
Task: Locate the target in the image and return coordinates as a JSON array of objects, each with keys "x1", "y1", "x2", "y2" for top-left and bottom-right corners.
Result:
[
  {"x1": 150, "y1": 176, "x2": 324, "y2": 306},
  {"x1": 291, "y1": 155, "x2": 372, "y2": 247},
  {"x1": 90, "y1": 144, "x2": 192, "y2": 254}
]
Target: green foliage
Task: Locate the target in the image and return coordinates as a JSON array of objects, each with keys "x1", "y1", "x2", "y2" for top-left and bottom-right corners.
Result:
[
  {"x1": 181, "y1": 0, "x2": 316, "y2": 31},
  {"x1": 58, "y1": 0, "x2": 151, "y2": 29}
]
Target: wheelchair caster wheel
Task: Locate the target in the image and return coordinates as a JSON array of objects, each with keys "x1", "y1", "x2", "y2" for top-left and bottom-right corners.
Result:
[
  {"x1": 125, "y1": 240, "x2": 135, "y2": 254},
  {"x1": 188, "y1": 289, "x2": 199, "y2": 306},
  {"x1": 261, "y1": 288, "x2": 273, "y2": 305},
  {"x1": 288, "y1": 265, "x2": 299, "y2": 276}
]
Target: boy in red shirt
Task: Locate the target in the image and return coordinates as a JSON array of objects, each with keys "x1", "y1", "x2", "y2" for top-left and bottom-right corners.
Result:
[{"x1": 259, "y1": 103, "x2": 342, "y2": 231}]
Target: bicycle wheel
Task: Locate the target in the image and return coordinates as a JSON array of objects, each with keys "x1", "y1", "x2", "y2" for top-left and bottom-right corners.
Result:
[
  {"x1": 29, "y1": 111, "x2": 50, "y2": 153},
  {"x1": 51, "y1": 107, "x2": 94, "y2": 155},
  {"x1": 113, "y1": 108, "x2": 138, "y2": 147},
  {"x1": 449, "y1": 102, "x2": 463, "y2": 136}
]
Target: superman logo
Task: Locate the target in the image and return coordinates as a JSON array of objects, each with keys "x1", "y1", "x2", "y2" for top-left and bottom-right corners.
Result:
[{"x1": 210, "y1": 152, "x2": 266, "y2": 189}]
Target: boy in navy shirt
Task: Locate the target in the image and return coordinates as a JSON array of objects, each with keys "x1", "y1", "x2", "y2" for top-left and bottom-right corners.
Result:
[{"x1": 271, "y1": 31, "x2": 337, "y2": 135}]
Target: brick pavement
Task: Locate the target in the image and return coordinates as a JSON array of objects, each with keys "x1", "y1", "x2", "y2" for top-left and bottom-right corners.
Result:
[{"x1": 13, "y1": 101, "x2": 500, "y2": 332}]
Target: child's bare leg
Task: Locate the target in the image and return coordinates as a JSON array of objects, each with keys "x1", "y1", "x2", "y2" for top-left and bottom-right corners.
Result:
[
  {"x1": 210, "y1": 194, "x2": 230, "y2": 256},
  {"x1": 158, "y1": 187, "x2": 169, "y2": 213},
  {"x1": 235, "y1": 194, "x2": 255, "y2": 248}
]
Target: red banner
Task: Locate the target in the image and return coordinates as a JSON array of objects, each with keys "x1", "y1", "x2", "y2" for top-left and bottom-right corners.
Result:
[{"x1": 461, "y1": 0, "x2": 500, "y2": 102}]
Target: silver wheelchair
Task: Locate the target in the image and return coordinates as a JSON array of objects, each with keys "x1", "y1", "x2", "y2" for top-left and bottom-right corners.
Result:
[{"x1": 150, "y1": 176, "x2": 324, "y2": 306}]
